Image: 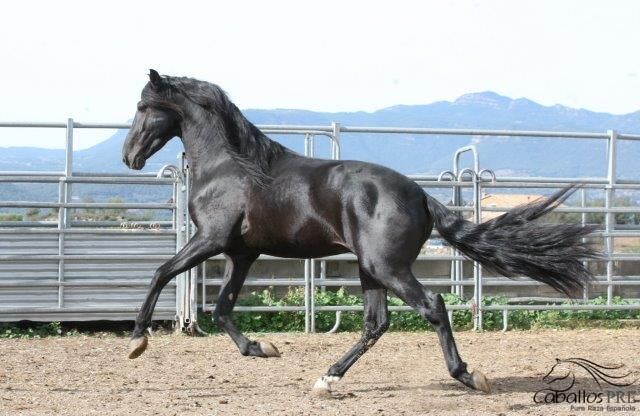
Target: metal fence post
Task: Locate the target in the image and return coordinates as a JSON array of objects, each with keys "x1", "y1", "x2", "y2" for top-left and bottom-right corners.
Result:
[
  {"x1": 185, "y1": 163, "x2": 199, "y2": 328},
  {"x1": 310, "y1": 259, "x2": 316, "y2": 332},
  {"x1": 453, "y1": 146, "x2": 482, "y2": 329},
  {"x1": 304, "y1": 258, "x2": 311, "y2": 333},
  {"x1": 57, "y1": 118, "x2": 73, "y2": 308},
  {"x1": 331, "y1": 122, "x2": 341, "y2": 160},
  {"x1": 605, "y1": 129, "x2": 617, "y2": 305},
  {"x1": 451, "y1": 182, "x2": 463, "y2": 299},
  {"x1": 581, "y1": 188, "x2": 589, "y2": 302},
  {"x1": 304, "y1": 134, "x2": 314, "y2": 333},
  {"x1": 64, "y1": 118, "x2": 73, "y2": 212},
  {"x1": 328, "y1": 124, "x2": 342, "y2": 332},
  {"x1": 473, "y1": 171, "x2": 483, "y2": 330},
  {"x1": 175, "y1": 153, "x2": 188, "y2": 329},
  {"x1": 57, "y1": 179, "x2": 65, "y2": 308}
]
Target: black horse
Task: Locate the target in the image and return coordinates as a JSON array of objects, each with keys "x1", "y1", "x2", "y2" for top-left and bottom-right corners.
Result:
[{"x1": 122, "y1": 70, "x2": 597, "y2": 396}]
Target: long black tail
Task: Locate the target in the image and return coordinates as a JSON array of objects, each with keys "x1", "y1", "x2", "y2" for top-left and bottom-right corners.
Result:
[{"x1": 425, "y1": 185, "x2": 600, "y2": 296}]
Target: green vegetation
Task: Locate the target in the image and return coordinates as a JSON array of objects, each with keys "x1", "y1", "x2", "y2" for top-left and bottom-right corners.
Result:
[
  {"x1": 0, "y1": 321, "x2": 137, "y2": 339},
  {"x1": 74, "y1": 196, "x2": 154, "y2": 222},
  {"x1": 0, "y1": 322, "x2": 78, "y2": 339},
  {"x1": 197, "y1": 288, "x2": 640, "y2": 333},
  {"x1": 2, "y1": 290, "x2": 638, "y2": 338},
  {"x1": 0, "y1": 213, "x2": 23, "y2": 221},
  {"x1": 0, "y1": 196, "x2": 159, "y2": 224}
]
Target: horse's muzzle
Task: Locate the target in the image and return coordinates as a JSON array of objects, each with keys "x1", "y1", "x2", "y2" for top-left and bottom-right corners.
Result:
[
  {"x1": 123, "y1": 154, "x2": 145, "y2": 170},
  {"x1": 130, "y1": 156, "x2": 145, "y2": 170}
]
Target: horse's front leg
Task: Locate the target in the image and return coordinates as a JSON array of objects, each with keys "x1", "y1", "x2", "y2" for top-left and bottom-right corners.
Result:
[
  {"x1": 213, "y1": 253, "x2": 280, "y2": 358},
  {"x1": 128, "y1": 232, "x2": 221, "y2": 359}
]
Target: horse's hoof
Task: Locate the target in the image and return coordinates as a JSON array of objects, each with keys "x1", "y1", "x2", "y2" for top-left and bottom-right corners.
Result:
[
  {"x1": 259, "y1": 341, "x2": 281, "y2": 358},
  {"x1": 472, "y1": 370, "x2": 491, "y2": 393},
  {"x1": 311, "y1": 376, "x2": 340, "y2": 398},
  {"x1": 128, "y1": 336, "x2": 148, "y2": 359}
]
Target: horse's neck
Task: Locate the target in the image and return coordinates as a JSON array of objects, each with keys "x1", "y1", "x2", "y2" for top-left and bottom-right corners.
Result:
[
  {"x1": 179, "y1": 121, "x2": 231, "y2": 179},
  {"x1": 179, "y1": 111, "x2": 286, "y2": 185}
]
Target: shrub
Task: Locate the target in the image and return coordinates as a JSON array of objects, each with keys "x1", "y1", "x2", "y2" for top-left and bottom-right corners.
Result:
[{"x1": 198, "y1": 289, "x2": 640, "y2": 333}]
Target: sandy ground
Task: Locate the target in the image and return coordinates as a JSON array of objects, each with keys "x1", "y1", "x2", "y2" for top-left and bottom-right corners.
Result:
[{"x1": 1, "y1": 330, "x2": 639, "y2": 415}]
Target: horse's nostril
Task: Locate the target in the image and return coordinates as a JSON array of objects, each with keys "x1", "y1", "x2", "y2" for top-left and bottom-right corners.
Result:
[{"x1": 129, "y1": 155, "x2": 145, "y2": 170}]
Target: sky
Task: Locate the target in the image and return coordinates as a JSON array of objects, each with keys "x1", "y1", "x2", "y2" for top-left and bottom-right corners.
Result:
[{"x1": 0, "y1": 0, "x2": 639, "y2": 149}]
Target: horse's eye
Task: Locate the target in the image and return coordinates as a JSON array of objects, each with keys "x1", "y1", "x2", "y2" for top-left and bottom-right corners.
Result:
[{"x1": 137, "y1": 103, "x2": 147, "y2": 111}]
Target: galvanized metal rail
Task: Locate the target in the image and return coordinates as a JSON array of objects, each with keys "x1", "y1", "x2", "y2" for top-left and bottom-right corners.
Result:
[
  {"x1": 0, "y1": 120, "x2": 187, "y2": 322},
  {"x1": 201, "y1": 125, "x2": 640, "y2": 331},
  {"x1": 2, "y1": 120, "x2": 640, "y2": 332}
]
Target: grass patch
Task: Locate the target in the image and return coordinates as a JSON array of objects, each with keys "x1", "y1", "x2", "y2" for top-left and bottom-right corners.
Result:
[
  {"x1": 2, "y1": 291, "x2": 638, "y2": 337},
  {"x1": 0, "y1": 322, "x2": 73, "y2": 339},
  {"x1": 198, "y1": 289, "x2": 640, "y2": 333}
]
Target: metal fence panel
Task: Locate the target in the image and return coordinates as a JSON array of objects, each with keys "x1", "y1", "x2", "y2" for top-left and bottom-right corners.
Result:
[
  {"x1": 0, "y1": 231, "x2": 178, "y2": 322},
  {"x1": 0, "y1": 119, "x2": 188, "y2": 322},
  {"x1": 3, "y1": 120, "x2": 640, "y2": 331}
]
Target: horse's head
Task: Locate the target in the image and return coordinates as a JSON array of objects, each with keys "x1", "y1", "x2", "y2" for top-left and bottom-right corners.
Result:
[
  {"x1": 122, "y1": 69, "x2": 182, "y2": 170},
  {"x1": 541, "y1": 358, "x2": 576, "y2": 392},
  {"x1": 543, "y1": 358, "x2": 572, "y2": 385},
  {"x1": 542, "y1": 357, "x2": 636, "y2": 392},
  {"x1": 547, "y1": 358, "x2": 635, "y2": 390}
]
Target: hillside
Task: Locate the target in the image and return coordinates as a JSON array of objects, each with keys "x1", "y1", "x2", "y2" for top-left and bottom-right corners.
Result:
[{"x1": 1, "y1": 91, "x2": 640, "y2": 204}]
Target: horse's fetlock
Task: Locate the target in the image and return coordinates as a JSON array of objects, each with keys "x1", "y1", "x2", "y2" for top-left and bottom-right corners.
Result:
[
  {"x1": 379, "y1": 318, "x2": 390, "y2": 332},
  {"x1": 450, "y1": 362, "x2": 468, "y2": 378},
  {"x1": 239, "y1": 345, "x2": 250, "y2": 356},
  {"x1": 327, "y1": 365, "x2": 342, "y2": 378}
]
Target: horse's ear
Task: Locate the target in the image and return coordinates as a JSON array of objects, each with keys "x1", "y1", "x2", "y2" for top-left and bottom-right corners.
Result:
[{"x1": 149, "y1": 69, "x2": 162, "y2": 88}]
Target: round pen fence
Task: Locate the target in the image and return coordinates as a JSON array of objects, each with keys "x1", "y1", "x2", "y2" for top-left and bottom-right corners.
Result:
[
  {"x1": 0, "y1": 121, "x2": 187, "y2": 323},
  {"x1": 1, "y1": 120, "x2": 640, "y2": 330}
]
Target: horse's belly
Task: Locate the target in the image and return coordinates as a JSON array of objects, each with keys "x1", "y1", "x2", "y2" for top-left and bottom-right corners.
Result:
[
  {"x1": 241, "y1": 213, "x2": 350, "y2": 258},
  {"x1": 258, "y1": 243, "x2": 348, "y2": 259}
]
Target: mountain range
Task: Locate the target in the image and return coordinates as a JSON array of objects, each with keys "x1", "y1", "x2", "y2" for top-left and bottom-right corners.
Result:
[{"x1": 2, "y1": 92, "x2": 640, "y2": 201}]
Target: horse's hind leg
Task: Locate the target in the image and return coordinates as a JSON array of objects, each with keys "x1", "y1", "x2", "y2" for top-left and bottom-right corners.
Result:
[
  {"x1": 389, "y1": 269, "x2": 491, "y2": 393},
  {"x1": 213, "y1": 253, "x2": 280, "y2": 358},
  {"x1": 312, "y1": 270, "x2": 389, "y2": 397}
]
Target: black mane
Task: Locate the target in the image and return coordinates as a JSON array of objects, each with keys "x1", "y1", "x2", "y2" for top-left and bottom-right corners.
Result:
[{"x1": 146, "y1": 76, "x2": 289, "y2": 186}]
